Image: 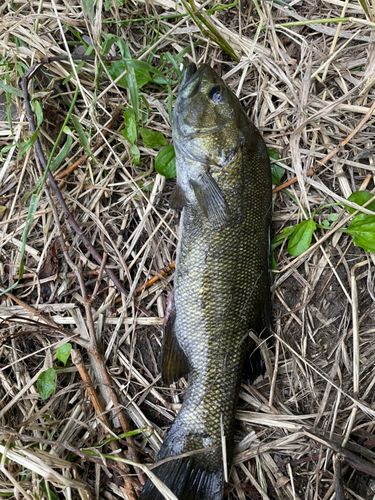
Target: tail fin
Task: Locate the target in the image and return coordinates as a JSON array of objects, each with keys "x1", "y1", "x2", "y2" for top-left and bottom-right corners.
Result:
[
  {"x1": 139, "y1": 423, "x2": 225, "y2": 500},
  {"x1": 139, "y1": 456, "x2": 224, "y2": 500}
]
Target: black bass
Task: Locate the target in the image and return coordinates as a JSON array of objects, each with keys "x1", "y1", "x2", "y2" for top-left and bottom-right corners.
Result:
[{"x1": 140, "y1": 63, "x2": 272, "y2": 500}]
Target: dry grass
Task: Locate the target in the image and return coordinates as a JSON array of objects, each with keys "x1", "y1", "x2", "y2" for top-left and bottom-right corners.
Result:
[{"x1": 1, "y1": 0, "x2": 375, "y2": 498}]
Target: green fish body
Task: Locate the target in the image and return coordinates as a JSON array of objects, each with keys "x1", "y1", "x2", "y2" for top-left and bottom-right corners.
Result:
[{"x1": 140, "y1": 64, "x2": 272, "y2": 500}]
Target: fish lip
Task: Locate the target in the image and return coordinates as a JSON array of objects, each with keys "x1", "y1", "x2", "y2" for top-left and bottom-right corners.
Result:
[
  {"x1": 179, "y1": 62, "x2": 197, "y2": 91},
  {"x1": 179, "y1": 64, "x2": 214, "y2": 98}
]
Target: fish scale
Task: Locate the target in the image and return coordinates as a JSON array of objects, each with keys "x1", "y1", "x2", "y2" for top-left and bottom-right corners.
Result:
[{"x1": 140, "y1": 63, "x2": 272, "y2": 500}]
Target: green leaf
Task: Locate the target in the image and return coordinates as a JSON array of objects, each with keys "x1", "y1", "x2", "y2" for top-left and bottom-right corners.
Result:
[
  {"x1": 268, "y1": 149, "x2": 285, "y2": 185},
  {"x1": 81, "y1": 0, "x2": 95, "y2": 23},
  {"x1": 130, "y1": 144, "x2": 140, "y2": 165},
  {"x1": 1, "y1": 144, "x2": 15, "y2": 159},
  {"x1": 139, "y1": 128, "x2": 167, "y2": 148},
  {"x1": 155, "y1": 145, "x2": 176, "y2": 178},
  {"x1": 37, "y1": 368, "x2": 56, "y2": 400},
  {"x1": 288, "y1": 219, "x2": 317, "y2": 256},
  {"x1": 343, "y1": 214, "x2": 375, "y2": 252},
  {"x1": 18, "y1": 128, "x2": 39, "y2": 158},
  {"x1": 50, "y1": 135, "x2": 73, "y2": 171},
  {"x1": 104, "y1": 0, "x2": 114, "y2": 10},
  {"x1": 329, "y1": 213, "x2": 338, "y2": 221},
  {"x1": 108, "y1": 61, "x2": 151, "y2": 89},
  {"x1": 33, "y1": 100, "x2": 43, "y2": 127},
  {"x1": 101, "y1": 33, "x2": 117, "y2": 56},
  {"x1": 121, "y1": 44, "x2": 139, "y2": 122},
  {"x1": 271, "y1": 248, "x2": 277, "y2": 271},
  {"x1": 0, "y1": 80, "x2": 23, "y2": 97},
  {"x1": 322, "y1": 219, "x2": 330, "y2": 228},
  {"x1": 344, "y1": 191, "x2": 375, "y2": 214},
  {"x1": 135, "y1": 69, "x2": 151, "y2": 89},
  {"x1": 41, "y1": 481, "x2": 59, "y2": 500},
  {"x1": 71, "y1": 115, "x2": 95, "y2": 160},
  {"x1": 122, "y1": 109, "x2": 137, "y2": 145},
  {"x1": 56, "y1": 343, "x2": 72, "y2": 366},
  {"x1": 271, "y1": 225, "x2": 295, "y2": 250}
]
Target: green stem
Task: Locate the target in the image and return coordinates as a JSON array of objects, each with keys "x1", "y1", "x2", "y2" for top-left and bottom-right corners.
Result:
[{"x1": 261, "y1": 16, "x2": 375, "y2": 30}]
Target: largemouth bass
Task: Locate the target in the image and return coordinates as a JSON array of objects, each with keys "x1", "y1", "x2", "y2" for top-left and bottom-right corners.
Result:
[{"x1": 140, "y1": 63, "x2": 272, "y2": 500}]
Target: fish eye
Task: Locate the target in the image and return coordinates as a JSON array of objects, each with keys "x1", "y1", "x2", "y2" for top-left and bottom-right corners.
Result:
[{"x1": 209, "y1": 86, "x2": 222, "y2": 104}]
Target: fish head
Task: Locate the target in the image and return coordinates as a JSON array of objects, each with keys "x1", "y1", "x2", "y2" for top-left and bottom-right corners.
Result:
[{"x1": 172, "y1": 63, "x2": 247, "y2": 169}]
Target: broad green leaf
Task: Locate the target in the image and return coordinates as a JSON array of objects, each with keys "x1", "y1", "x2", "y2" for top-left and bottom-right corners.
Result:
[
  {"x1": 134, "y1": 69, "x2": 151, "y2": 89},
  {"x1": 50, "y1": 135, "x2": 73, "y2": 171},
  {"x1": 108, "y1": 61, "x2": 151, "y2": 89},
  {"x1": 271, "y1": 226, "x2": 295, "y2": 250},
  {"x1": 329, "y1": 213, "x2": 338, "y2": 221},
  {"x1": 322, "y1": 219, "x2": 330, "y2": 228},
  {"x1": 343, "y1": 214, "x2": 375, "y2": 252},
  {"x1": 153, "y1": 76, "x2": 168, "y2": 85},
  {"x1": 288, "y1": 219, "x2": 316, "y2": 256},
  {"x1": 18, "y1": 194, "x2": 38, "y2": 279},
  {"x1": 344, "y1": 191, "x2": 375, "y2": 214},
  {"x1": 268, "y1": 149, "x2": 285, "y2": 185},
  {"x1": 130, "y1": 144, "x2": 140, "y2": 165},
  {"x1": 104, "y1": 0, "x2": 114, "y2": 10},
  {"x1": 71, "y1": 115, "x2": 95, "y2": 160},
  {"x1": 37, "y1": 368, "x2": 56, "y2": 400},
  {"x1": 56, "y1": 343, "x2": 72, "y2": 366},
  {"x1": 117, "y1": 58, "x2": 166, "y2": 79},
  {"x1": 140, "y1": 128, "x2": 167, "y2": 148},
  {"x1": 33, "y1": 100, "x2": 43, "y2": 127},
  {"x1": 155, "y1": 145, "x2": 176, "y2": 178},
  {"x1": 122, "y1": 109, "x2": 137, "y2": 145},
  {"x1": 18, "y1": 128, "x2": 39, "y2": 158}
]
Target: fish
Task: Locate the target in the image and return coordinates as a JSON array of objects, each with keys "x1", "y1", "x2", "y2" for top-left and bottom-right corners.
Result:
[{"x1": 139, "y1": 63, "x2": 272, "y2": 500}]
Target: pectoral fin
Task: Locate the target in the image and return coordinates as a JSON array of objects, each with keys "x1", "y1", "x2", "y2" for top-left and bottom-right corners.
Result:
[
  {"x1": 190, "y1": 173, "x2": 230, "y2": 229},
  {"x1": 161, "y1": 293, "x2": 189, "y2": 384}
]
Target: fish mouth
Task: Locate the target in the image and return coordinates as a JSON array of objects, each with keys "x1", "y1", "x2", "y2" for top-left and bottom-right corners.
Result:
[
  {"x1": 173, "y1": 63, "x2": 226, "y2": 143},
  {"x1": 179, "y1": 63, "x2": 215, "y2": 98}
]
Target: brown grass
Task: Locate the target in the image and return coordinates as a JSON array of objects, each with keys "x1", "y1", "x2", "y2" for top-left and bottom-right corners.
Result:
[{"x1": 1, "y1": 0, "x2": 375, "y2": 498}]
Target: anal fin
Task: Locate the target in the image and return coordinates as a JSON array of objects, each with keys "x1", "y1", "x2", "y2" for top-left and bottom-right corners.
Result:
[{"x1": 161, "y1": 292, "x2": 189, "y2": 385}]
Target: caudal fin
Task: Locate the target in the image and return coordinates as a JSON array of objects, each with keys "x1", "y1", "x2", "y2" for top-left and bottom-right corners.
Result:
[
  {"x1": 139, "y1": 455, "x2": 224, "y2": 500},
  {"x1": 139, "y1": 423, "x2": 225, "y2": 500}
]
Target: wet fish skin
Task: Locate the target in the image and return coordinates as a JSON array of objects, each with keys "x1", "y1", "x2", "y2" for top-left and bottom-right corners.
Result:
[{"x1": 140, "y1": 63, "x2": 272, "y2": 500}]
